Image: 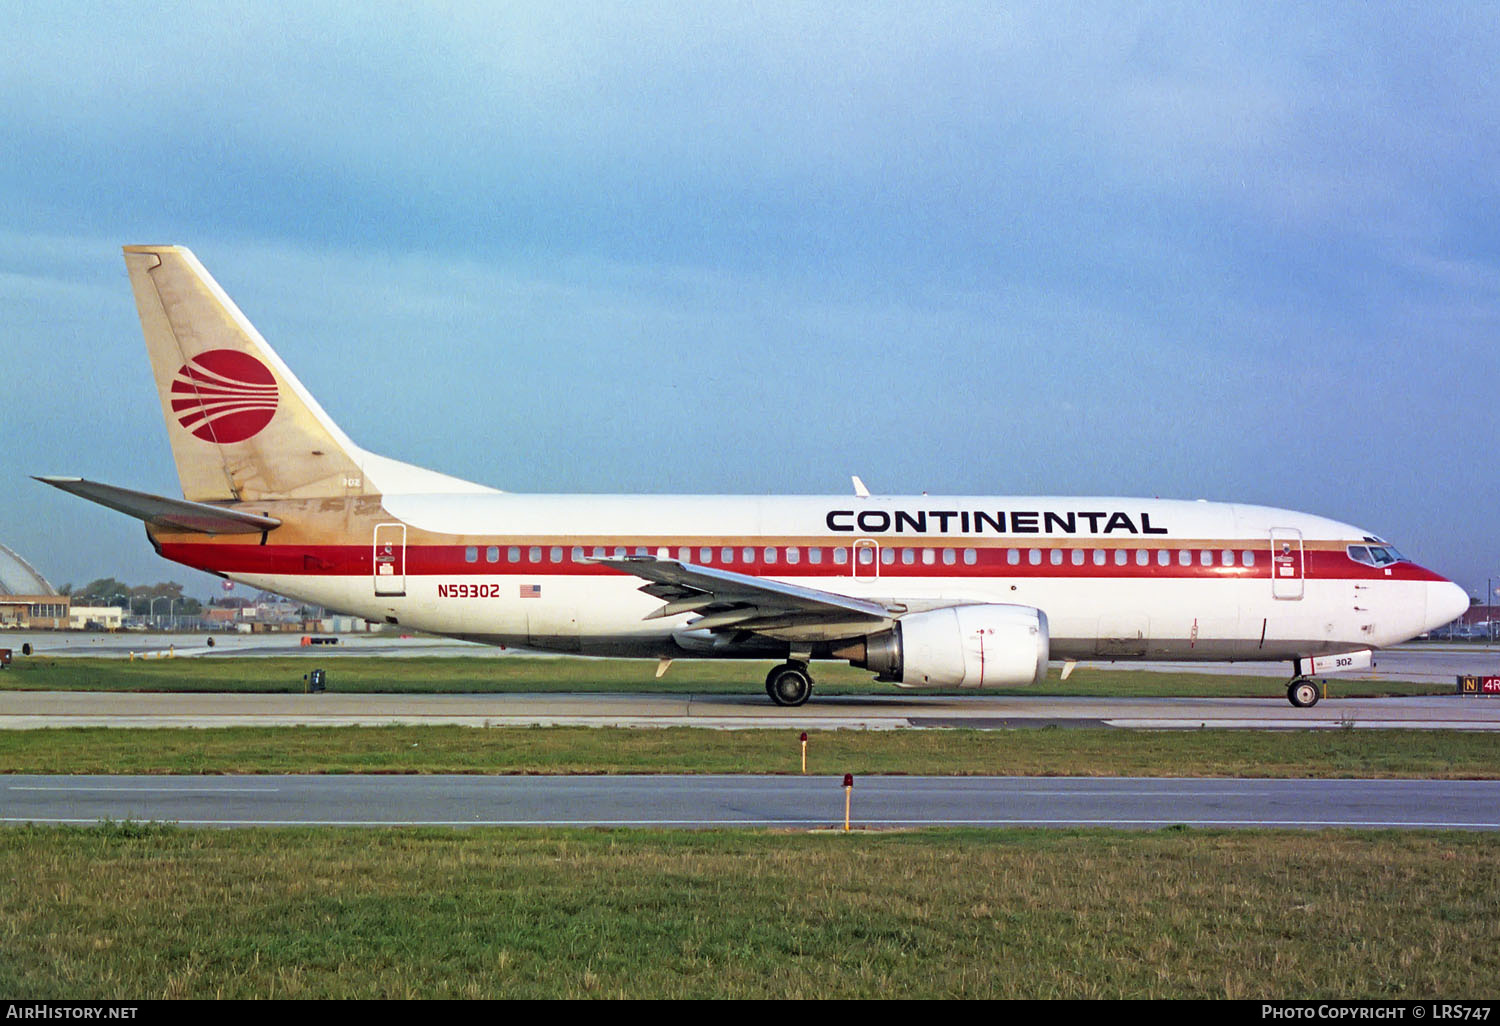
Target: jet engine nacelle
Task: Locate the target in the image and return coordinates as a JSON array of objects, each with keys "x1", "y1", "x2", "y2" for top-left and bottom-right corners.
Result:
[{"x1": 836, "y1": 604, "x2": 1050, "y2": 688}]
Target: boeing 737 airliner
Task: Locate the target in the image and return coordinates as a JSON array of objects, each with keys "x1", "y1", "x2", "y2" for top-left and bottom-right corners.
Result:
[{"x1": 38, "y1": 246, "x2": 1470, "y2": 707}]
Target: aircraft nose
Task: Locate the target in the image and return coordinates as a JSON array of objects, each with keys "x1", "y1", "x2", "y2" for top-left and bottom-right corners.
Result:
[{"x1": 1426, "y1": 579, "x2": 1470, "y2": 633}]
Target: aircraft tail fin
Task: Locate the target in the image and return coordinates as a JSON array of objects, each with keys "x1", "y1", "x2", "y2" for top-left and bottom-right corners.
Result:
[
  {"x1": 123, "y1": 245, "x2": 372, "y2": 502},
  {"x1": 122, "y1": 246, "x2": 496, "y2": 503}
]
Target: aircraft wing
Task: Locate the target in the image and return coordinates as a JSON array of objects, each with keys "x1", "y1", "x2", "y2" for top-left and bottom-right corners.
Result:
[
  {"x1": 593, "y1": 555, "x2": 898, "y2": 641},
  {"x1": 33, "y1": 477, "x2": 282, "y2": 534}
]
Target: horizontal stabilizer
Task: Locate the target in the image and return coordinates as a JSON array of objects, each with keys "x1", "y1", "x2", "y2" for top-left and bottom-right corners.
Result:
[{"x1": 33, "y1": 477, "x2": 281, "y2": 534}]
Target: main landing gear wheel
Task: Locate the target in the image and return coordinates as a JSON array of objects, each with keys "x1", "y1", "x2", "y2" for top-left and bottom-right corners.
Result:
[
  {"x1": 765, "y1": 662, "x2": 814, "y2": 707},
  {"x1": 1287, "y1": 677, "x2": 1321, "y2": 708}
]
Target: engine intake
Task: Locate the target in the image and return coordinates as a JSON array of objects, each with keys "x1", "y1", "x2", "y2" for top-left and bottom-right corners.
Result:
[{"x1": 833, "y1": 604, "x2": 1050, "y2": 688}]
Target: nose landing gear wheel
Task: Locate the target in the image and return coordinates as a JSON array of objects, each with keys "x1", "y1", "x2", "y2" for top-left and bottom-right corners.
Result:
[
  {"x1": 765, "y1": 663, "x2": 814, "y2": 707},
  {"x1": 1287, "y1": 677, "x2": 1321, "y2": 708}
]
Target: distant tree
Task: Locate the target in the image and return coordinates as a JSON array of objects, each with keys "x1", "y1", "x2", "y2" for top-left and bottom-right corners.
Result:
[
  {"x1": 129, "y1": 582, "x2": 199, "y2": 617},
  {"x1": 69, "y1": 578, "x2": 209, "y2": 616},
  {"x1": 76, "y1": 578, "x2": 132, "y2": 608}
]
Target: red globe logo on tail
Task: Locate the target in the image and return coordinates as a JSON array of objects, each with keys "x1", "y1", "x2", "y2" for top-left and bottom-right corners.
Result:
[{"x1": 170, "y1": 350, "x2": 279, "y2": 443}]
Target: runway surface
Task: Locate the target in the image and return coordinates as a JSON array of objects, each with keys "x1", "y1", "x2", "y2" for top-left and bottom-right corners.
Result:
[
  {"x1": 2, "y1": 690, "x2": 1498, "y2": 730},
  {"x1": 5, "y1": 774, "x2": 1498, "y2": 829},
  {"x1": 7, "y1": 632, "x2": 1498, "y2": 684},
  {"x1": 5, "y1": 634, "x2": 1498, "y2": 730}
]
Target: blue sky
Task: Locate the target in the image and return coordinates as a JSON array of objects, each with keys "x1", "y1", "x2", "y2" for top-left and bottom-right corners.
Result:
[{"x1": 2, "y1": 2, "x2": 1498, "y2": 600}]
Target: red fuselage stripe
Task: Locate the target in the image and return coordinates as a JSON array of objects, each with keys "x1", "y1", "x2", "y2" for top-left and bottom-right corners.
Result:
[{"x1": 156, "y1": 541, "x2": 1449, "y2": 584}]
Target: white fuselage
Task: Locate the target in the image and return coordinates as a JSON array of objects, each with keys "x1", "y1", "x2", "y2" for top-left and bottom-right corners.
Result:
[{"x1": 173, "y1": 492, "x2": 1465, "y2": 670}]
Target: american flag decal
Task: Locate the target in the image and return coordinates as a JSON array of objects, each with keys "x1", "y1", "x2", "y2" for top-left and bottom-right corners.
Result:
[{"x1": 520, "y1": 584, "x2": 542, "y2": 598}]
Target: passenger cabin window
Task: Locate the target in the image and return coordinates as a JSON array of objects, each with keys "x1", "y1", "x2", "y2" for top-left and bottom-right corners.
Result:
[
  {"x1": 809, "y1": 547, "x2": 824, "y2": 564},
  {"x1": 963, "y1": 548, "x2": 977, "y2": 565},
  {"x1": 572, "y1": 547, "x2": 584, "y2": 562},
  {"x1": 901, "y1": 548, "x2": 915, "y2": 565},
  {"x1": 1050, "y1": 549, "x2": 1063, "y2": 566},
  {"x1": 786, "y1": 547, "x2": 800, "y2": 564},
  {"x1": 529, "y1": 546, "x2": 542, "y2": 563},
  {"x1": 700, "y1": 547, "x2": 714, "y2": 563},
  {"x1": 485, "y1": 546, "x2": 499, "y2": 563},
  {"x1": 1157, "y1": 549, "x2": 1170, "y2": 566},
  {"x1": 1135, "y1": 550, "x2": 1148, "y2": 566},
  {"x1": 1028, "y1": 548, "x2": 1042, "y2": 565},
  {"x1": 1178, "y1": 550, "x2": 1191, "y2": 567},
  {"x1": 1200, "y1": 550, "x2": 1213, "y2": 566},
  {"x1": 1220, "y1": 549, "x2": 1234, "y2": 566},
  {"x1": 722, "y1": 547, "x2": 734, "y2": 563},
  {"x1": 1093, "y1": 550, "x2": 1106, "y2": 566},
  {"x1": 1114, "y1": 550, "x2": 1128, "y2": 566},
  {"x1": 834, "y1": 547, "x2": 848, "y2": 565},
  {"x1": 881, "y1": 548, "x2": 895, "y2": 565},
  {"x1": 764, "y1": 547, "x2": 777, "y2": 564},
  {"x1": 1241, "y1": 550, "x2": 1255, "y2": 566},
  {"x1": 1007, "y1": 549, "x2": 1020, "y2": 566},
  {"x1": 550, "y1": 547, "x2": 563, "y2": 563},
  {"x1": 508, "y1": 546, "x2": 522, "y2": 563},
  {"x1": 743, "y1": 547, "x2": 755, "y2": 564},
  {"x1": 858, "y1": 547, "x2": 874, "y2": 565},
  {"x1": 465, "y1": 546, "x2": 478, "y2": 563},
  {"x1": 944, "y1": 548, "x2": 957, "y2": 565}
]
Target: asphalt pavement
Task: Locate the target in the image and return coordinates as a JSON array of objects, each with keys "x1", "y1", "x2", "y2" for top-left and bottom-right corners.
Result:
[{"x1": 6, "y1": 774, "x2": 1499, "y2": 830}]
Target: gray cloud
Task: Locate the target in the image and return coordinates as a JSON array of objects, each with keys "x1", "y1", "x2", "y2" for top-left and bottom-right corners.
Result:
[{"x1": 1, "y1": 2, "x2": 1497, "y2": 594}]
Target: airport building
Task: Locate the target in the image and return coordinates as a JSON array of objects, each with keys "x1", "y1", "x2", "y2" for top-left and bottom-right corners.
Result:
[
  {"x1": 0, "y1": 542, "x2": 69, "y2": 629},
  {"x1": 68, "y1": 605, "x2": 125, "y2": 630}
]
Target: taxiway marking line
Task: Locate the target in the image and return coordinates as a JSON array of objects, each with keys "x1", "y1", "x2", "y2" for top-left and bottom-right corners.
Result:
[{"x1": 5, "y1": 817, "x2": 1496, "y2": 829}]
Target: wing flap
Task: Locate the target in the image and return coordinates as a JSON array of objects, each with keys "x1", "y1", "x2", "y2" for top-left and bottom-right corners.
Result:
[
  {"x1": 593, "y1": 555, "x2": 896, "y2": 641},
  {"x1": 643, "y1": 595, "x2": 727, "y2": 620}
]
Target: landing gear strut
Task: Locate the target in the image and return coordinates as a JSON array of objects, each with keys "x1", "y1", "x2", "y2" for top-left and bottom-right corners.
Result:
[
  {"x1": 1286, "y1": 676, "x2": 1321, "y2": 708},
  {"x1": 765, "y1": 662, "x2": 814, "y2": 707}
]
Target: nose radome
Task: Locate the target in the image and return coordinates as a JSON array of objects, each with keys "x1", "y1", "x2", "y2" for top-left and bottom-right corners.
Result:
[{"x1": 1427, "y1": 580, "x2": 1470, "y2": 633}]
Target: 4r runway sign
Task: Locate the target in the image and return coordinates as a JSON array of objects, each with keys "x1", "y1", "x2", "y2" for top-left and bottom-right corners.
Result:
[{"x1": 1457, "y1": 675, "x2": 1500, "y2": 696}]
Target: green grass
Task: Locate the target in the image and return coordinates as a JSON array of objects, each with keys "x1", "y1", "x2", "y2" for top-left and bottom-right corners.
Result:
[
  {"x1": 2, "y1": 724, "x2": 1497, "y2": 777},
  {"x1": 3, "y1": 654, "x2": 1493, "y2": 998},
  {"x1": 2, "y1": 825, "x2": 1496, "y2": 998},
  {"x1": 0, "y1": 654, "x2": 1452, "y2": 698}
]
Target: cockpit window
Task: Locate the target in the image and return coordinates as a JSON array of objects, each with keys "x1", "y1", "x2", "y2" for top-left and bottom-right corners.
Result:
[{"x1": 1347, "y1": 544, "x2": 1405, "y2": 567}]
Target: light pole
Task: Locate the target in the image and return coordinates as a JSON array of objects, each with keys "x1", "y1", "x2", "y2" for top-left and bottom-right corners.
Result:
[{"x1": 149, "y1": 596, "x2": 164, "y2": 630}]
